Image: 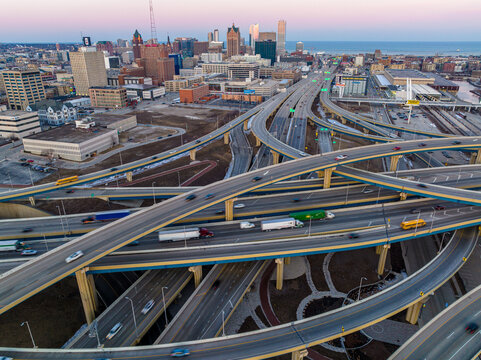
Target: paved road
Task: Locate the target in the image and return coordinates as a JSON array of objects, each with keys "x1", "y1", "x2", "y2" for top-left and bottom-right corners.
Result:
[
  {"x1": 67, "y1": 268, "x2": 191, "y2": 348},
  {"x1": 228, "y1": 126, "x2": 252, "y2": 177},
  {"x1": 0, "y1": 227, "x2": 475, "y2": 359},
  {"x1": 390, "y1": 283, "x2": 481, "y2": 360},
  {"x1": 156, "y1": 261, "x2": 266, "y2": 343}
]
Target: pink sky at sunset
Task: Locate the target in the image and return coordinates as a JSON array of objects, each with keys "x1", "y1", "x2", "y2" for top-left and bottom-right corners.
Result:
[{"x1": 1, "y1": 0, "x2": 480, "y2": 42}]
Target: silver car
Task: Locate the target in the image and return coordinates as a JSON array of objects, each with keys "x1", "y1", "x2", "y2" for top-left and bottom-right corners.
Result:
[{"x1": 65, "y1": 250, "x2": 84, "y2": 263}]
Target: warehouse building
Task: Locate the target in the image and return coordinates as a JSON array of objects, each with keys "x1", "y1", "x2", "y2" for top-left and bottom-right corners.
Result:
[{"x1": 0, "y1": 110, "x2": 41, "y2": 139}]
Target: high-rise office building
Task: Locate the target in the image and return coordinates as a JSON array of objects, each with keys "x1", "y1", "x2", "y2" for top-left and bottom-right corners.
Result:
[
  {"x1": 96, "y1": 41, "x2": 114, "y2": 55},
  {"x1": 277, "y1": 20, "x2": 286, "y2": 54},
  {"x1": 70, "y1": 47, "x2": 108, "y2": 96},
  {"x1": 1, "y1": 69, "x2": 46, "y2": 110},
  {"x1": 296, "y1": 41, "x2": 304, "y2": 52},
  {"x1": 255, "y1": 40, "x2": 276, "y2": 66},
  {"x1": 227, "y1": 24, "x2": 241, "y2": 58},
  {"x1": 213, "y1": 29, "x2": 219, "y2": 42},
  {"x1": 138, "y1": 44, "x2": 175, "y2": 83},
  {"x1": 208, "y1": 32, "x2": 213, "y2": 43},
  {"x1": 132, "y1": 30, "x2": 143, "y2": 59},
  {"x1": 249, "y1": 24, "x2": 259, "y2": 47},
  {"x1": 259, "y1": 32, "x2": 276, "y2": 42}
]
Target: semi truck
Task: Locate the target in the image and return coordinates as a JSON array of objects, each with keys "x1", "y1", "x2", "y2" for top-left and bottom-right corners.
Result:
[
  {"x1": 158, "y1": 227, "x2": 214, "y2": 242},
  {"x1": 0, "y1": 240, "x2": 27, "y2": 252},
  {"x1": 261, "y1": 218, "x2": 304, "y2": 231},
  {"x1": 289, "y1": 209, "x2": 335, "y2": 221},
  {"x1": 81, "y1": 210, "x2": 131, "y2": 224}
]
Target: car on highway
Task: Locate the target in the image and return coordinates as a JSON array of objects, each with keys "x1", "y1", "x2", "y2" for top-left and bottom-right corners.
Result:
[
  {"x1": 141, "y1": 299, "x2": 155, "y2": 315},
  {"x1": 22, "y1": 228, "x2": 33, "y2": 233},
  {"x1": 21, "y1": 250, "x2": 38, "y2": 256},
  {"x1": 251, "y1": 176, "x2": 262, "y2": 182},
  {"x1": 435, "y1": 205, "x2": 446, "y2": 211},
  {"x1": 410, "y1": 208, "x2": 421, "y2": 214},
  {"x1": 465, "y1": 323, "x2": 478, "y2": 334},
  {"x1": 418, "y1": 143, "x2": 426, "y2": 147},
  {"x1": 334, "y1": 155, "x2": 348, "y2": 161},
  {"x1": 240, "y1": 221, "x2": 255, "y2": 229},
  {"x1": 452, "y1": 140, "x2": 461, "y2": 145},
  {"x1": 213, "y1": 280, "x2": 221, "y2": 290},
  {"x1": 205, "y1": 193, "x2": 215, "y2": 199},
  {"x1": 348, "y1": 233, "x2": 359, "y2": 239},
  {"x1": 417, "y1": 183, "x2": 427, "y2": 188},
  {"x1": 299, "y1": 152, "x2": 309, "y2": 157},
  {"x1": 195, "y1": 140, "x2": 201, "y2": 143},
  {"x1": 152, "y1": 156, "x2": 158, "y2": 160},
  {"x1": 106, "y1": 322, "x2": 123, "y2": 340},
  {"x1": 66, "y1": 189, "x2": 75, "y2": 194},
  {"x1": 65, "y1": 250, "x2": 84, "y2": 263},
  {"x1": 215, "y1": 210, "x2": 225, "y2": 215},
  {"x1": 171, "y1": 348, "x2": 190, "y2": 357},
  {"x1": 392, "y1": 146, "x2": 401, "y2": 151},
  {"x1": 111, "y1": 168, "x2": 118, "y2": 171},
  {"x1": 185, "y1": 194, "x2": 197, "y2": 201},
  {"x1": 234, "y1": 203, "x2": 245, "y2": 209},
  {"x1": 0, "y1": 357, "x2": 13, "y2": 360},
  {"x1": 362, "y1": 188, "x2": 374, "y2": 194}
]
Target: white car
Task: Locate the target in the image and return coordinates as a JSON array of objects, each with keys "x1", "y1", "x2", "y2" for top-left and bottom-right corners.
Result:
[
  {"x1": 240, "y1": 221, "x2": 255, "y2": 229},
  {"x1": 335, "y1": 155, "x2": 348, "y2": 161},
  {"x1": 362, "y1": 189, "x2": 374, "y2": 194},
  {"x1": 65, "y1": 250, "x2": 84, "y2": 263},
  {"x1": 106, "y1": 322, "x2": 123, "y2": 340},
  {"x1": 234, "y1": 203, "x2": 245, "y2": 209},
  {"x1": 141, "y1": 299, "x2": 155, "y2": 315}
]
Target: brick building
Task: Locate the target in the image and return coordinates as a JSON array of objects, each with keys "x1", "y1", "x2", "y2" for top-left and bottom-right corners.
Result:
[
  {"x1": 136, "y1": 44, "x2": 175, "y2": 84},
  {"x1": 193, "y1": 41, "x2": 209, "y2": 55},
  {"x1": 96, "y1": 41, "x2": 114, "y2": 55},
  {"x1": 132, "y1": 30, "x2": 143, "y2": 59},
  {"x1": 179, "y1": 84, "x2": 209, "y2": 103},
  {"x1": 89, "y1": 87, "x2": 127, "y2": 108},
  {"x1": 227, "y1": 24, "x2": 241, "y2": 57}
]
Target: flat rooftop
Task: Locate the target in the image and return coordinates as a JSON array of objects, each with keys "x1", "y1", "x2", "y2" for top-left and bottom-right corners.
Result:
[
  {"x1": 430, "y1": 73, "x2": 459, "y2": 87},
  {"x1": 25, "y1": 124, "x2": 113, "y2": 143},
  {"x1": 385, "y1": 69, "x2": 434, "y2": 80},
  {"x1": 0, "y1": 110, "x2": 32, "y2": 117},
  {"x1": 122, "y1": 84, "x2": 158, "y2": 90}
]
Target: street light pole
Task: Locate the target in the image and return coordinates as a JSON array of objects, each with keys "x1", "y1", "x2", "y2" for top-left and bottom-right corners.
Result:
[
  {"x1": 357, "y1": 277, "x2": 367, "y2": 301},
  {"x1": 152, "y1": 181, "x2": 156, "y2": 204},
  {"x1": 60, "y1": 199, "x2": 70, "y2": 234},
  {"x1": 56, "y1": 205, "x2": 66, "y2": 239},
  {"x1": 21, "y1": 321, "x2": 36, "y2": 348},
  {"x1": 222, "y1": 310, "x2": 226, "y2": 336},
  {"x1": 161, "y1": 286, "x2": 169, "y2": 327},
  {"x1": 430, "y1": 207, "x2": 436, "y2": 232},
  {"x1": 125, "y1": 297, "x2": 138, "y2": 337}
]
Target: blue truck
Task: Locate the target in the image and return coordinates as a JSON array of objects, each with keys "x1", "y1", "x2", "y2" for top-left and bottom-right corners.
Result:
[{"x1": 81, "y1": 210, "x2": 131, "y2": 224}]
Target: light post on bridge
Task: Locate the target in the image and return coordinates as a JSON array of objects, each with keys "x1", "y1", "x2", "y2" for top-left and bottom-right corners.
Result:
[
  {"x1": 125, "y1": 297, "x2": 138, "y2": 338},
  {"x1": 161, "y1": 286, "x2": 169, "y2": 327},
  {"x1": 152, "y1": 181, "x2": 156, "y2": 204},
  {"x1": 20, "y1": 321, "x2": 37, "y2": 348},
  {"x1": 357, "y1": 277, "x2": 367, "y2": 301}
]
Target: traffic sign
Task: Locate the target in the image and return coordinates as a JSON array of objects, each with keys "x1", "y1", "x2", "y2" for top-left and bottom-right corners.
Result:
[
  {"x1": 321, "y1": 89, "x2": 328, "y2": 92},
  {"x1": 289, "y1": 108, "x2": 295, "y2": 113},
  {"x1": 312, "y1": 80, "x2": 317, "y2": 83},
  {"x1": 406, "y1": 100, "x2": 420, "y2": 106}
]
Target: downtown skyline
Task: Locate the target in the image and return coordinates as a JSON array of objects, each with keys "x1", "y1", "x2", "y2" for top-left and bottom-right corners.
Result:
[{"x1": 1, "y1": 0, "x2": 481, "y2": 43}]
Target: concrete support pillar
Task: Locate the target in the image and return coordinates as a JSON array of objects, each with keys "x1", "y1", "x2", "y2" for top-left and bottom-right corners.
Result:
[
  {"x1": 390, "y1": 155, "x2": 402, "y2": 172},
  {"x1": 470, "y1": 152, "x2": 477, "y2": 164},
  {"x1": 28, "y1": 196, "x2": 35, "y2": 206},
  {"x1": 189, "y1": 149, "x2": 196, "y2": 161},
  {"x1": 189, "y1": 265, "x2": 203, "y2": 288},
  {"x1": 272, "y1": 151, "x2": 280, "y2": 165},
  {"x1": 284, "y1": 257, "x2": 291, "y2": 265},
  {"x1": 275, "y1": 258, "x2": 284, "y2": 290},
  {"x1": 224, "y1": 132, "x2": 230, "y2": 145},
  {"x1": 363, "y1": 128, "x2": 369, "y2": 134},
  {"x1": 406, "y1": 301, "x2": 423, "y2": 324},
  {"x1": 377, "y1": 244, "x2": 390, "y2": 276},
  {"x1": 400, "y1": 192, "x2": 407, "y2": 201},
  {"x1": 255, "y1": 136, "x2": 261, "y2": 147},
  {"x1": 317, "y1": 170, "x2": 324, "y2": 178},
  {"x1": 75, "y1": 267, "x2": 97, "y2": 324},
  {"x1": 291, "y1": 349, "x2": 309, "y2": 360},
  {"x1": 341, "y1": 117, "x2": 347, "y2": 125},
  {"x1": 243, "y1": 120, "x2": 248, "y2": 131},
  {"x1": 475, "y1": 149, "x2": 481, "y2": 164},
  {"x1": 323, "y1": 167, "x2": 336, "y2": 189},
  {"x1": 225, "y1": 199, "x2": 234, "y2": 221},
  {"x1": 375, "y1": 245, "x2": 382, "y2": 255},
  {"x1": 126, "y1": 171, "x2": 133, "y2": 182}
]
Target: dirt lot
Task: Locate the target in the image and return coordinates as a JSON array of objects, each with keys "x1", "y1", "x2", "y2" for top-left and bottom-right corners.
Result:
[
  {"x1": 0, "y1": 277, "x2": 85, "y2": 348},
  {"x1": 307, "y1": 254, "x2": 330, "y2": 291}
]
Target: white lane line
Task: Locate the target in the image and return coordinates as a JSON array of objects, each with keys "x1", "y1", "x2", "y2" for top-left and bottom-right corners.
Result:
[
  {"x1": 447, "y1": 331, "x2": 455, "y2": 339},
  {"x1": 448, "y1": 331, "x2": 480, "y2": 359}
]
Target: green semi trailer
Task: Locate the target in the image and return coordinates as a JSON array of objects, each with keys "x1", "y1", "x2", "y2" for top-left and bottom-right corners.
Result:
[{"x1": 289, "y1": 209, "x2": 335, "y2": 221}]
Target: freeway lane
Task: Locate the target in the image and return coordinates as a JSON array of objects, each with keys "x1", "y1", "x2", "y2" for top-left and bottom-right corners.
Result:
[
  {"x1": 1, "y1": 137, "x2": 481, "y2": 316},
  {"x1": 390, "y1": 283, "x2": 481, "y2": 360},
  {"x1": 0, "y1": 227, "x2": 476, "y2": 359}
]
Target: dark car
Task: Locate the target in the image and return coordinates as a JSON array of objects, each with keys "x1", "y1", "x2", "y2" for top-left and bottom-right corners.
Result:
[
  {"x1": 452, "y1": 140, "x2": 461, "y2": 145},
  {"x1": 22, "y1": 228, "x2": 33, "y2": 233},
  {"x1": 195, "y1": 140, "x2": 201, "y2": 143},
  {"x1": 348, "y1": 233, "x2": 359, "y2": 239},
  {"x1": 292, "y1": 198, "x2": 301, "y2": 203},
  {"x1": 252, "y1": 176, "x2": 262, "y2": 182},
  {"x1": 418, "y1": 143, "x2": 426, "y2": 147},
  {"x1": 66, "y1": 189, "x2": 75, "y2": 194},
  {"x1": 465, "y1": 323, "x2": 478, "y2": 334},
  {"x1": 215, "y1": 210, "x2": 225, "y2": 215},
  {"x1": 186, "y1": 194, "x2": 197, "y2": 201},
  {"x1": 410, "y1": 208, "x2": 421, "y2": 214},
  {"x1": 152, "y1": 156, "x2": 158, "y2": 160},
  {"x1": 435, "y1": 205, "x2": 446, "y2": 211},
  {"x1": 111, "y1": 167, "x2": 118, "y2": 172},
  {"x1": 205, "y1": 193, "x2": 215, "y2": 199},
  {"x1": 213, "y1": 280, "x2": 221, "y2": 290},
  {"x1": 171, "y1": 348, "x2": 190, "y2": 357},
  {"x1": 417, "y1": 183, "x2": 427, "y2": 188}
]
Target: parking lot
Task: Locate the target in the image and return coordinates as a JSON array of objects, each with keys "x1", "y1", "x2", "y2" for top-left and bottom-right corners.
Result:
[{"x1": 0, "y1": 159, "x2": 54, "y2": 186}]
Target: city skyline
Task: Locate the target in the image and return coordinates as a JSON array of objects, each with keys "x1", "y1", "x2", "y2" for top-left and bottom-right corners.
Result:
[{"x1": 1, "y1": 0, "x2": 481, "y2": 42}]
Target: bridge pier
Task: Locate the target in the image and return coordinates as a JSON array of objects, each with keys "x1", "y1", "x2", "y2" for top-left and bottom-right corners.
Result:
[
  {"x1": 390, "y1": 155, "x2": 402, "y2": 172},
  {"x1": 189, "y1": 265, "x2": 203, "y2": 288},
  {"x1": 243, "y1": 120, "x2": 248, "y2": 131},
  {"x1": 341, "y1": 118, "x2": 347, "y2": 125},
  {"x1": 272, "y1": 151, "x2": 280, "y2": 165},
  {"x1": 275, "y1": 258, "x2": 284, "y2": 290},
  {"x1": 126, "y1": 171, "x2": 133, "y2": 182},
  {"x1": 224, "y1": 132, "x2": 230, "y2": 145},
  {"x1": 474, "y1": 149, "x2": 481, "y2": 164},
  {"x1": 377, "y1": 244, "x2": 390, "y2": 275},
  {"x1": 75, "y1": 267, "x2": 98, "y2": 324},
  {"x1": 225, "y1": 199, "x2": 234, "y2": 221},
  {"x1": 405, "y1": 297, "x2": 429, "y2": 324},
  {"x1": 399, "y1": 192, "x2": 407, "y2": 201},
  {"x1": 317, "y1": 170, "x2": 324, "y2": 178},
  {"x1": 323, "y1": 167, "x2": 336, "y2": 189},
  {"x1": 291, "y1": 349, "x2": 309, "y2": 360},
  {"x1": 363, "y1": 128, "x2": 369, "y2": 134},
  {"x1": 189, "y1": 149, "x2": 196, "y2": 161},
  {"x1": 29, "y1": 196, "x2": 35, "y2": 206},
  {"x1": 284, "y1": 257, "x2": 291, "y2": 265},
  {"x1": 255, "y1": 136, "x2": 261, "y2": 147}
]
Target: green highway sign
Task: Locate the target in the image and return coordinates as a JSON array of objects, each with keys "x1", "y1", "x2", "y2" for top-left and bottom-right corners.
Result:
[
  {"x1": 312, "y1": 80, "x2": 317, "y2": 83},
  {"x1": 289, "y1": 108, "x2": 295, "y2": 113},
  {"x1": 325, "y1": 77, "x2": 330, "y2": 80},
  {"x1": 321, "y1": 89, "x2": 328, "y2": 92}
]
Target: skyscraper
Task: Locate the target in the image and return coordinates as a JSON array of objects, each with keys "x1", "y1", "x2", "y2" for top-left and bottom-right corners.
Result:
[
  {"x1": 213, "y1": 29, "x2": 219, "y2": 42},
  {"x1": 259, "y1": 32, "x2": 276, "y2": 41},
  {"x1": 255, "y1": 40, "x2": 276, "y2": 66},
  {"x1": 227, "y1": 24, "x2": 240, "y2": 58},
  {"x1": 208, "y1": 32, "x2": 213, "y2": 43},
  {"x1": 70, "y1": 47, "x2": 107, "y2": 96},
  {"x1": 1, "y1": 69, "x2": 46, "y2": 110},
  {"x1": 249, "y1": 24, "x2": 259, "y2": 47},
  {"x1": 277, "y1": 20, "x2": 286, "y2": 54},
  {"x1": 132, "y1": 30, "x2": 143, "y2": 59}
]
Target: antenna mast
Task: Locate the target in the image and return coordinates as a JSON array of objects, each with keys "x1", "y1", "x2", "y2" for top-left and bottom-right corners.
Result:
[{"x1": 149, "y1": 0, "x2": 158, "y2": 43}]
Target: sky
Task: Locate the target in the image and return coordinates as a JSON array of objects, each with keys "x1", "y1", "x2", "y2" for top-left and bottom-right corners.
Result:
[{"x1": 1, "y1": 0, "x2": 481, "y2": 43}]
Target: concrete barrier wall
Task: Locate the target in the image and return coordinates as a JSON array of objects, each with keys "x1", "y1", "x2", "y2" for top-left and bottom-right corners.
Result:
[{"x1": 0, "y1": 203, "x2": 50, "y2": 219}]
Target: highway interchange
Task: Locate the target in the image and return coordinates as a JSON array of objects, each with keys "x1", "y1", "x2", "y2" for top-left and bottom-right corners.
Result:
[{"x1": 1, "y1": 62, "x2": 481, "y2": 359}]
